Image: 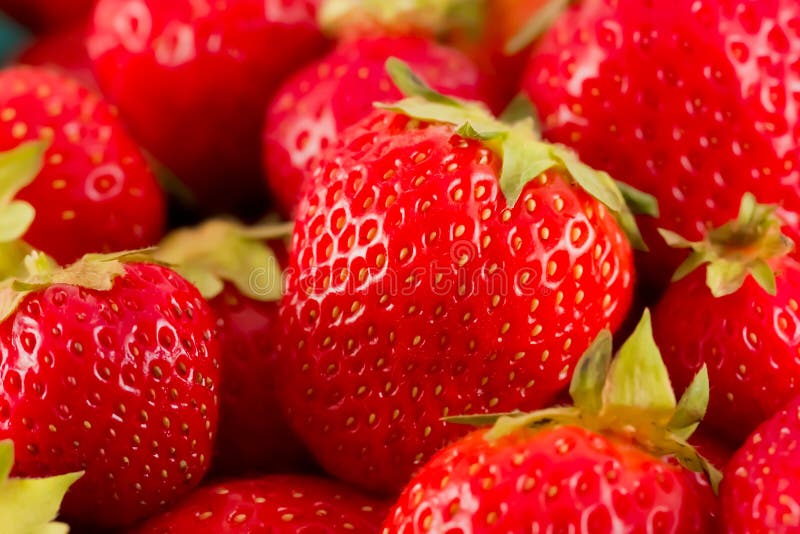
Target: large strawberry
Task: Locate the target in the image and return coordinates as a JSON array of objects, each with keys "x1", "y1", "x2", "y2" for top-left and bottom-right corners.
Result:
[
  {"x1": 0, "y1": 66, "x2": 165, "y2": 265},
  {"x1": 87, "y1": 0, "x2": 329, "y2": 215},
  {"x1": 520, "y1": 0, "x2": 800, "y2": 291},
  {"x1": 383, "y1": 311, "x2": 718, "y2": 532},
  {"x1": 721, "y1": 394, "x2": 800, "y2": 532},
  {"x1": 132, "y1": 475, "x2": 388, "y2": 533},
  {"x1": 263, "y1": 34, "x2": 497, "y2": 215},
  {"x1": 153, "y1": 219, "x2": 311, "y2": 475},
  {"x1": 653, "y1": 193, "x2": 800, "y2": 444},
  {"x1": 0, "y1": 252, "x2": 221, "y2": 528},
  {"x1": 0, "y1": 0, "x2": 94, "y2": 33},
  {"x1": 279, "y1": 60, "x2": 641, "y2": 494}
]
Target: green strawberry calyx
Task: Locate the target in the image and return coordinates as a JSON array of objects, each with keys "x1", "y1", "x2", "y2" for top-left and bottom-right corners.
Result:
[
  {"x1": 659, "y1": 193, "x2": 793, "y2": 297},
  {"x1": 319, "y1": 0, "x2": 483, "y2": 39},
  {"x1": 152, "y1": 218, "x2": 289, "y2": 301},
  {"x1": 449, "y1": 310, "x2": 722, "y2": 492},
  {"x1": 0, "y1": 440, "x2": 82, "y2": 534},
  {"x1": 378, "y1": 58, "x2": 656, "y2": 250}
]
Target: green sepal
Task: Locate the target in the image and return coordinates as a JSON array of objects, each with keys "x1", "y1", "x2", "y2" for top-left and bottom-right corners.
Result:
[
  {"x1": 499, "y1": 94, "x2": 541, "y2": 136},
  {"x1": 569, "y1": 329, "x2": 612, "y2": 416},
  {"x1": 669, "y1": 365, "x2": 709, "y2": 440},
  {"x1": 0, "y1": 440, "x2": 82, "y2": 534},
  {"x1": 153, "y1": 219, "x2": 289, "y2": 301},
  {"x1": 659, "y1": 193, "x2": 793, "y2": 297},
  {"x1": 504, "y1": 0, "x2": 572, "y2": 54},
  {"x1": 380, "y1": 58, "x2": 647, "y2": 250},
  {"x1": 0, "y1": 139, "x2": 49, "y2": 244},
  {"x1": 616, "y1": 180, "x2": 659, "y2": 217}
]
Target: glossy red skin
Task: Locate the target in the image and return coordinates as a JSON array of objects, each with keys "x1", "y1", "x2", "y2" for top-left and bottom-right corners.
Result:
[
  {"x1": 0, "y1": 263, "x2": 221, "y2": 527},
  {"x1": 264, "y1": 35, "x2": 497, "y2": 217},
  {"x1": 721, "y1": 395, "x2": 800, "y2": 533},
  {"x1": 521, "y1": 0, "x2": 800, "y2": 291},
  {"x1": 0, "y1": 66, "x2": 165, "y2": 265},
  {"x1": 653, "y1": 261, "x2": 800, "y2": 444},
  {"x1": 210, "y1": 283, "x2": 310, "y2": 476},
  {"x1": 0, "y1": 0, "x2": 94, "y2": 33},
  {"x1": 132, "y1": 475, "x2": 388, "y2": 533},
  {"x1": 17, "y1": 22, "x2": 96, "y2": 89},
  {"x1": 279, "y1": 110, "x2": 635, "y2": 494},
  {"x1": 88, "y1": 0, "x2": 328, "y2": 216},
  {"x1": 383, "y1": 426, "x2": 715, "y2": 533}
]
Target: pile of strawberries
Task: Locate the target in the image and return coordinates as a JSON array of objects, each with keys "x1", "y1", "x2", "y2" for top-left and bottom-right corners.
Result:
[{"x1": 0, "y1": 0, "x2": 798, "y2": 532}]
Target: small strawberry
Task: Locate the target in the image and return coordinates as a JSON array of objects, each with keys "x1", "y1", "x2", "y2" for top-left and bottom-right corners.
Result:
[
  {"x1": 383, "y1": 311, "x2": 718, "y2": 533},
  {"x1": 17, "y1": 22, "x2": 96, "y2": 89},
  {"x1": 87, "y1": 0, "x2": 329, "y2": 215},
  {"x1": 721, "y1": 394, "x2": 800, "y2": 533},
  {"x1": 0, "y1": 66, "x2": 166, "y2": 265},
  {"x1": 279, "y1": 60, "x2": 642, "y2": 494},
  {"x1": 0, "y1": 0, "x2": 94, "y2": 33},
  {"x1": 520, "y1": 0, "x2": 800, "y2": 291},
  {"x1": 153, "y1": 219, "x2": 311, "y2": 476},
  {"x1": 132, "y1": 475, "x2": 388, "y2": 533},
  {"x1": 653, "y1": 193, "x2": 800, "y2": 444},
  {"x1": 263, "y1": 34, "x2": 497, "y2": 215},
  {"x1": 0, "y1": 252, "x2": 221, "y2": 528}
]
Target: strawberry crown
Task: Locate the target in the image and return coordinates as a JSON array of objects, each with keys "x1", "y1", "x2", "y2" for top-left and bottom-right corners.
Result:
[
  {"x1": 152, "y1": 219, "x2": 290, "y2": 301},
  {"x1": 659, "y1": 193, "x2": 794, "y2": 297},
  {"x1": 378, "y1": 58, "x2": 657, "y2": 250},
  {"x1": 0, "y1": 440, "x2": 82, "y2": 533},
  {"x1": 449, "y1": 310, "x2": 722, "y2": 492}
]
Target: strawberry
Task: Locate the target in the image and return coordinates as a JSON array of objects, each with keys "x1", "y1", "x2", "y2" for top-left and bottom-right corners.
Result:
[
  {"x1": 0, "y1": 0, "x2": 94, "y2": 33},
  {"x1": 132, "y1": 475, "x2": 388, "y2": 533},
  {"x1": 17, "y1": 22, "x2": 96, "y2": 89},
  {"x1": 264, "y1": 35, "x2": 498, "y2": 215},
  {"x1": 520, "y1": 0, "x2": 800, "y2": 291},
  {"x1": 153, "y1": 219, "x2": 311, "y2": 476},
  {"x1": 383, "y1": 311, "x2": 718, "y2": 533},
  {"x1": 279, "y1": 60, "x2": 640, "y2": 494},
  {"x1": 87, "y1": 0, "x2": 329, "y2": 216},
  {"x1": 0, "y1": 66, "x2": 165, "y2": 266},
  {"x1": 653, "y1": 194, "x2": 800, "y2": 444},
  {"x1": 721, "y1": 394, "x2": 800, "y2": 532},
  {"x1": 0, "y1": 252, "x2": 221, "y2": 528}
]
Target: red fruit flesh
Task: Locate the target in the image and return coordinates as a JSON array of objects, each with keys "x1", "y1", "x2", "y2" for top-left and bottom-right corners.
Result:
[
  {"x1": 17, "y1": 22, "x2": 96, "y2": 89},
  {"x1": 0, "y1": 263, "x2": 221, "y2": 527},
  {"x1": 721, "y1": 395, "x2": 800, "y2": 533},
  {"x1": 87, "y1": 0, "x2": 329, "y2": 215},
  {"x1": 384, "y1": 426, "x2": 715, "y2": 533},
  {"x1": 0, "y1": 0, "x2": 94, "y2": 33},
  {"x1": 653, "y1": 261, "x2": 800, "y2": 444},
  {"x1": 280, "y1": 110, "x2": 634, "y2": 494},
  {"x1": 132, "y1": 475, "x2": 388, "y2": 533},
  {"x1": 0, "y1": 66, "x2": 165, "y2": 265},
  {"x1": 521, "y1": 0, "x2": 800, "y2": 290},
  {"x1": 263, "y1": 35, "x2": 496, "y2": 216}
]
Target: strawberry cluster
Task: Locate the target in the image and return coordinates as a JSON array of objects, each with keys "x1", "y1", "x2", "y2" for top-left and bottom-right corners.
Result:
[{"x1": 0, "y1": 0, "x2": 797, "y2": 532}]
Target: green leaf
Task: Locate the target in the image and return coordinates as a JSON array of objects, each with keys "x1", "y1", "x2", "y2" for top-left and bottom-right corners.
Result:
[
  {"x1": 705, "y1": 258, "x2": 748, "y2": 297},
  {"x1": 669, "y1": 365, "x2": 709, "y2": 439},
  {"x1": 569, "y1": 329, "x2": 612, "y2": 416},
  {"x1": 670, "y1": 250, "x2": 710, "y2": 282},
  {"x1": 0, "y1": 140, "x2": 48, "y2": 204},
  {"x1": 0, "y1": 201, "x2": 35, "y2": 243},
  {"x1": 386, "y1": 57, "x2": 461, "y2": 105},
  {"x1": 497, "y1": 136, "x2": 557, "y2": 205},
  {"x1": 499, "y1": 94, "x2": 540, "y2": 134},
  {"x1": 616, "y1": 181, "x2": 659, "y2": 217},
  {"x1": 504, "y1": 0, "x2": 571, "y2": 54},
  {"x1": 444, "y1": 412, "x2": 520, "y2": 427},
  {"x1": 484, "y1": 407, "x2": 580, "y2": 441},
  {"x1": 658, "y1": 228, "x2": 694, "y2": 249},
  {"x1": 0, "y1": 440, "x2": 82, "y2": 534},
  {"x1": 602, "y1": 309, "x2": 677, "y2": 425},
  {"x1": 748, "y1": 258, "x2": 777, "y2": 295}
]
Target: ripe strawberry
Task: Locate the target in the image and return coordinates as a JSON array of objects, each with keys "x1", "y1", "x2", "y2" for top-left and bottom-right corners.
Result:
[
  {"x1": 87, "y1": 0, "x2": 329, "y2": 215},
  {"x1": 153, "y1": 219, "x2": 311, "y2": 475},
  {"x1": 132, "y1": 475, "x2": 388, "y2": 533},
  {"x1": 520, "y1": 0, "x2": 800, "y2": 291},
  {"x1": 0, "y1": 0, "x2": 94, "y2": 33},
  {"x1": 17, "y1": 22, "x2": 96, "y2": 89},
  {"x1": 0, "y1": 252, "x2": 221, "y2": 528},
  {"x1": 279, "y1": 60, "x2": 639, "y2": 494},
  {"x1": 383, "y1": 311, "x2": 718, "y2": 533},
  {"x1": 0, "y1": 66, "x2": 165, "y2": 265},
  {"x1": 264, "y1": 35, "x2": 498, "y2": 215},
  {"x1": 653, "y1": 194, "x2": 800, "y2": 444}
]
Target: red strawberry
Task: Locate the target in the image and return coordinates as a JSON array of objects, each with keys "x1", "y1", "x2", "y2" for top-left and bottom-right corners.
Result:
[
  {"x1": 87, "y1": 0, "x2": 329, "y2": 215},
  {"x1": 721, "y1": 395, "x2": 800, "y2": 532},
  {"x1": 0, "y1": 0, "x2": 94, "y2": 33},
  {"x1": 383, "y1": 311, "x2": 718, "y2": 533},
  {"x1": 153, "y1": 219, "x2": 311, "y2": 475},
  {"x1": 653, "y1": 194, "x2": 800, "y2": 444},
  {"x1": 279, "y1": 60, "x2": 639, "y2": 494},
  {"x1": 520, "y1": 0, "x2": 800, "y2": 291},
  {"x1": 17, "y1": 22, "x2": 96, "y2": 89},
  {"x1": 0, "y1": 66, "x2": 165, "y2": 265},
  {"x1": 132, "y1": 475, "x2": 388, "y2": 533},
  {"x1": 264, "y1": 35, "x2": 498, "y2": 215},
  {"x1": 0, "y1": 252, "x2": 221, "y2": 528}
]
